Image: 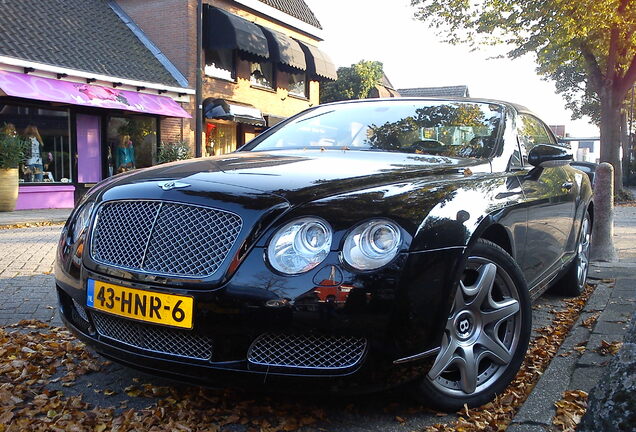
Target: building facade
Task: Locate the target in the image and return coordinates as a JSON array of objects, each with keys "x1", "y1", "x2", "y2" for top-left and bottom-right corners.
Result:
[
  {"x1": 0, "y1": 0, "x2": 334, "y2": 209},
  {"x1": 117, "y1": 0, "x2": 336, "y2": 156},
  {"x1": 0, "y1": 0, "x2": 194, "y2": 209}
]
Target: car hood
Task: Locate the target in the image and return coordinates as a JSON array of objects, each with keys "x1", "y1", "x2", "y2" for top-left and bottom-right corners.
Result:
[{"x1": 98, "y1": 149, "x2": 489, "y2": 207}]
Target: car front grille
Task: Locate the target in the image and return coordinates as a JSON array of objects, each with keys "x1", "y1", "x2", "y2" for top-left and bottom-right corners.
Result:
[
  {"x1": 247, "y1": 333, "x2": 367, "y2": 370},
  {"x1": 91, "y1": 312, "x2": 214, "y2": 361},
  {"x1": 90, "y1": 200, "x2": 242, "y2": 277}
]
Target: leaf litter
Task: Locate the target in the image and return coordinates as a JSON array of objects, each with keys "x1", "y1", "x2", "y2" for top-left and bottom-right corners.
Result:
[{"x1": 0, "y1": 281, "x2": 601, "y2": 432}]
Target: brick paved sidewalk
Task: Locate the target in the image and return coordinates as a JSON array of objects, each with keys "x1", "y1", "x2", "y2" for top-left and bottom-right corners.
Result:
[
  {"x1": 0, "y1": 225, "x2": 62, "y2": 325},
  {"x1": 0, "y1": 208, "x2": 71, "y2": 227}
]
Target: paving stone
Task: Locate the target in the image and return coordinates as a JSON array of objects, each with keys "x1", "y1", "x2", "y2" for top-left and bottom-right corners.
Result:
[
  {"x1": 613, "y1": 278, "x2": 636, "y2": 293},
  {"x1": 0, "y1": 226, "x2": 60, "y2": 325},
  {"x1": 569, "y1": 366, "x2": 605, "y2": 393},
  {"x1": 583, "y1": 283, "x2": 612, "y2": 311},
  {"x1": 592, "y1": 320, "x2": 630, "y2": 335},
  {"x1": 513, "y1": 356, "x2": 575, "y2": 426},
  {"x1": 560, "y1": 325, "x2": 591, "y2": 351}
]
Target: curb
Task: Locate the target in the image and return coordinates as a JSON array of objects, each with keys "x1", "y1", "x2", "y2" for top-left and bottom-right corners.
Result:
[{"x1": 507, "y1": 264, "x2": 636, "y2": 431}]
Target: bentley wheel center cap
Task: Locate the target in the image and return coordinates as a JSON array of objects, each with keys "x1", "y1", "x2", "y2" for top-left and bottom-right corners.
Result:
[{"x1": 455, "y1": 312, "x2": 475, "y2": 339}]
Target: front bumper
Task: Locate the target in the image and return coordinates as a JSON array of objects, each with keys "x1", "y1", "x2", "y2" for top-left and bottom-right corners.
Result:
[{"x1": 55, "y1": 246, "x2": 464, "y2": 392}]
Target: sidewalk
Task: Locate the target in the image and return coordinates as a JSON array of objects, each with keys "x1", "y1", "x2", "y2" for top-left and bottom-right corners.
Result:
[
  {"x1": 0, "y1": 208, "x2": 71, "y2": 227},
  {"x1": 508, "y1": 204, "x2": 636, "y2": 431}
]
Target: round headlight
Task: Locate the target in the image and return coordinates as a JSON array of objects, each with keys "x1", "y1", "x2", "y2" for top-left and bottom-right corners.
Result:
[
  {"x1": 71, "y1": 202, "x2": 94, "y2": 242},
  {"x1": 343, "y1": 220, "x2": 401, "y2": 270},
  {"x1": 267, "y1": 218, "x2": 332, "y2": 274}
]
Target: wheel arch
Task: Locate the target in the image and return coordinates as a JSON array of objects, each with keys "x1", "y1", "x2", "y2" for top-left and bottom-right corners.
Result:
[
  {"x1": 467, "y1": 214, "x2": 515, "y2": 259},
  {"x1": 479, "y1": 223, "x2": 514, "y2": 258}
]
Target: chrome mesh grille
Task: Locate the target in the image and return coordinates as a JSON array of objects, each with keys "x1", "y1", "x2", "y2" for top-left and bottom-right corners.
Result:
[
  {"x1": 91, "y1": 200, "x2": 242, "y2": 277},
  {"x1": 247, "y1": 333, "x2": 367, "y2": 370},
  {"x1": 91, "y1": 312, "x2": 213, "y2": 361}
]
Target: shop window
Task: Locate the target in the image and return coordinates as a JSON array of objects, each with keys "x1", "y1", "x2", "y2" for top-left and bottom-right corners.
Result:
[
  {"x1": 106, "y1": 116, "x2": 158, "y2": 176},
  {"x1": 204, "y1": 49, "x2": 234, "y2": 80},
  {"x1": 288, "y1": 72, "x2": 307, "y2": 98},
  {"x1": 250, "y1": 62, "x2": 274, "y2": 89},
  {"x1": 0, "y1": 103, "x2": 71, "y2": 184},
  {"x1": 206, "y1": 122, "x2": 236, "y2": 156}
]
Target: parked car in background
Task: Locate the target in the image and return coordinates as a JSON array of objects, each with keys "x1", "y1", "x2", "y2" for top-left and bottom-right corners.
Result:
[
  {"x1": 571, "y1": 161, "x2": 598, "y2": 187},
  {"x1": 55, "y1": 98, "x2": 592, "y2": 411}
]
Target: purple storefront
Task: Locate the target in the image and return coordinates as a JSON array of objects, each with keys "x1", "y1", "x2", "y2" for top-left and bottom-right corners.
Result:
[{"x1": 0, "y1": 70, "x2": 191, "y2": 209}]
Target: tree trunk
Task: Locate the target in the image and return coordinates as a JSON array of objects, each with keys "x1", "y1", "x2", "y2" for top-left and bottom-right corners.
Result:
[
  {"x1": 620, "y1": 111, "x2": 630, "y2": 185},
  {"x1": 599, "y1": 88, "x2": 624, "y2": 194}
]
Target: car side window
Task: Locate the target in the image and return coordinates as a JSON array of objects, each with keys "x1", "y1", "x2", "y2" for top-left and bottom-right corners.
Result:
[{"x1": 517, "y1": 114, "x2": 556, "y2": 166}]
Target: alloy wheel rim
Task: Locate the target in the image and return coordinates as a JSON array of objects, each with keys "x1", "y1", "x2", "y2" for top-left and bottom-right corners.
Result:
[
  {"x1": 576, "y1": 216, "x2": 591, "y2": 289},
  {"x1": 427, "y1": 257, "x2": 522, "y2": 396}
]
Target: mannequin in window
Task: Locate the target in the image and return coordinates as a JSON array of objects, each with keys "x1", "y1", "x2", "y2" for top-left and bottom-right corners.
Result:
[
  {"x1": 24, "y1": 125, "x2": 44, "y2": 182},
  {"x1": 116, "y1": 134, "x2": 136, "y2": 173}
]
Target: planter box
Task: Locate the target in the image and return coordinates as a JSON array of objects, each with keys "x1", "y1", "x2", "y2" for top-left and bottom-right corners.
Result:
[{"x1": 16, "y1": 185, "x2": 75, "y2": 210}]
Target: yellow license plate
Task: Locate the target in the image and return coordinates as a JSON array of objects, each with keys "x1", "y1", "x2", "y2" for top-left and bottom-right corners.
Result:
[{"x1": 86, "y1": 279, "x2": 194, "y2": 329}]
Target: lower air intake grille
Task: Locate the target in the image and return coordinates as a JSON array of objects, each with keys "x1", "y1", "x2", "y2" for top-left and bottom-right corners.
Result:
[
  {"x1": 247, "y1": 333, "x2": 367, "y2": 370},
  {"x1": 72, "y1": 298, "x2": 89, "y2": 322},
  {"x1": 91, "y1": 312, "x2": 213, "y2": 361}
]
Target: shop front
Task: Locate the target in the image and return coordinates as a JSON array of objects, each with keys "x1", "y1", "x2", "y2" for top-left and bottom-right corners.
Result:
[
  {"x1": 203, "y1": 99, "x2": 267, "y2": 155},
  {"x1": 0, "y1": 70, "x2": 190, "y2": 209}
]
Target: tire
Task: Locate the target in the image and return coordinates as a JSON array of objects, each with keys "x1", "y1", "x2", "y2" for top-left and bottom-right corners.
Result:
[
  {"x1": 551, "y1": 210, "x2": 591, "y2": 297},
  {"x1": 413, "y1": 239, "x2": 532, "y2": 412}
]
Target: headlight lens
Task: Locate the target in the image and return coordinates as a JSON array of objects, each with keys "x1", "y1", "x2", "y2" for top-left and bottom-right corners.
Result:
[
  {"x1": 343, "y1": 220, "x2": 401, "y2": 270},
  {"x1": 71, "y1": 202, "x2": 94, "y2": 242},
  {"x1": 267, "y1": 218, "x2": 332, "y2": 274}
]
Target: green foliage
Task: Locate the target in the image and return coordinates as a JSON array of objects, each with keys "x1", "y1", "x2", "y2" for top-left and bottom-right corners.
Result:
[
  {"x1": 158, "y1": 141, "x2": 191, "y2": 164},
  {"x1": 320, "y1": 60, "x2": 384, "y2": 103},
  {"x1": 118, "y1": 118, "x2": 154, "y2": 146},
  {"x1": 411, "y1": 0, "x2": 636, "y2": 118},
  {"x1": 0, "y1": 130, "x2": 27, "y2": 169}
]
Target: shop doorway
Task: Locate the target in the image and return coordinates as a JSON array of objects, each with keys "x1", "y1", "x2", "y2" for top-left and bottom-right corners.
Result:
[{"x1": 75, "y1": 114, "x2": 102, "y2": 203}]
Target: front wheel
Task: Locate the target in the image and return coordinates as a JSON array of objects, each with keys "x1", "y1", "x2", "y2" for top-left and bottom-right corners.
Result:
[{"x1": 413, "y1": 239, "x2": 531, "y2": 411}]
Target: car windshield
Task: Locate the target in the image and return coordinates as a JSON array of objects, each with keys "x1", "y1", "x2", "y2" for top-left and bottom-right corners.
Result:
[{"x1": 246, "y1": 100, "x2": 504, "y2": 158}]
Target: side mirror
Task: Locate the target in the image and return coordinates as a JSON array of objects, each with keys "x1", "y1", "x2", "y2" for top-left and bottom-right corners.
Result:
[{"x1": 527, "y1": 144, "x2": 572, "y2": 167}]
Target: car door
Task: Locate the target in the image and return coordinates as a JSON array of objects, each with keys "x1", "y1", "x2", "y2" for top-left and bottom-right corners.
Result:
[{"x1": 515, "y1": 114, "x2": 577, "y2": 289}]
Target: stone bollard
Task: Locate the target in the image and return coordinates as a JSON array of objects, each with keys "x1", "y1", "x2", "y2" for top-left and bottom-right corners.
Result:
[{"x1": 590, "y1": 162, "x2": 618, "y2": 262}]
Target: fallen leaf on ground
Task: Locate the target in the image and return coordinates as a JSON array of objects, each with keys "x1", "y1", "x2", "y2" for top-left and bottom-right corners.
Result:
[
  {"x1": 597, "y1": 340, "x2": 623, "y2": 356},
  {"x1": 552, "y1": 390, "x2": 588, "y2": 431}
]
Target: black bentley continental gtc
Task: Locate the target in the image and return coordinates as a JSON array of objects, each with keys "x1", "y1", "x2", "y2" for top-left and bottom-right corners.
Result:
[{"x1": 56, "y1": 98, "x2": 592, "y2": 411}]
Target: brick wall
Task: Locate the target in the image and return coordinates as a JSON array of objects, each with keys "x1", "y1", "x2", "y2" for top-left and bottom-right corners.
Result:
[
  {"x1": 160, "y1": 117, "x2": 185, "y2": 143},
  {"x1": 117, "y1": 0, "x2": 197, "y2": 152}
]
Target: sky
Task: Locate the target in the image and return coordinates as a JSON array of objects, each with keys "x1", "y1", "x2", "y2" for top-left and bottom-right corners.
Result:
[{"x1": 304, "y1": 0, "x2": 600, "y2": 138}]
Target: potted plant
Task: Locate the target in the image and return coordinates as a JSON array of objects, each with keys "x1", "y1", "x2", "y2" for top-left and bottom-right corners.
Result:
[
  {"x1": 0, "y1": 125, "x2": 27, "y2": 212},
  {"x1": 158, "y1": 141, "x2": 191, "y2": 164}
]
